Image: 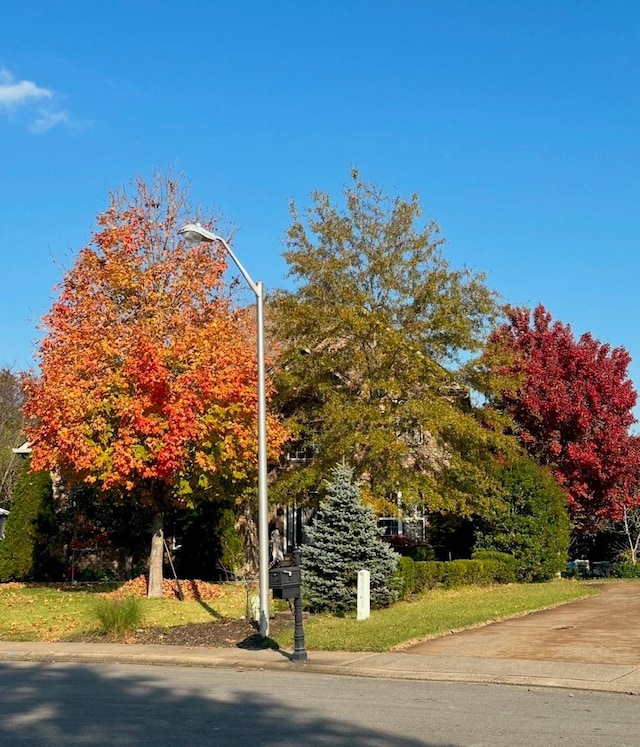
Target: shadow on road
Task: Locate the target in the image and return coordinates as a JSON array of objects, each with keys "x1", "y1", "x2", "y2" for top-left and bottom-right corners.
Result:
[{"x1": 0, "y1": 661, "x2": 454, "y2": 746}]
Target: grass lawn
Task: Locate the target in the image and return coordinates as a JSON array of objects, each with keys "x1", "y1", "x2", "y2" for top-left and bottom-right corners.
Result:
[
  {"x1": 0, "y1": 579, "x2": 598, "y2": 649},
  {"x1": 270, "y1": 580, "x2": 599, "y2": 651},
  {"x1": 0, "y1": 582, "x2": 250, "y2": 641}
]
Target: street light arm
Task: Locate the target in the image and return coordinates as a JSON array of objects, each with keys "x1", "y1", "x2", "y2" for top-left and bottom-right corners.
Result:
[{"x1": 179, "y1": 223, "x2": 260, "y2": 297}]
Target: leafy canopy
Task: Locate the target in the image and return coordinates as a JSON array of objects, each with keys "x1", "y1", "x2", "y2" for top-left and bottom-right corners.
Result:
[
  {"x1": 24, "y1": 173, "x2": 287, "y2": 508},
  {"x1": 272, "y1": 171, "x2": 509, "y2": 514},
  {"x1": 482, "y1": 304, "x2": 640, "y2": 531}
]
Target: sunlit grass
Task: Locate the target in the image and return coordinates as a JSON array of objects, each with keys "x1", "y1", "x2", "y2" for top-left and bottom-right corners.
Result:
[
  {"x1": 0, "y1": 582, "x2": 249, "y2": 641},
  {"x1": 0, "y1": 579, "x2": 599, "y2": 649},
  {"x1": 271, "y1": 580, "x2": 599, "y2": 652}
]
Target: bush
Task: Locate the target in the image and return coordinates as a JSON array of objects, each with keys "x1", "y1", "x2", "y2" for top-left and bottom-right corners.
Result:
[
  {"x1": 472, "y1": 549, "x2": 517, "y2": 583},
  {"x1": 474, "y1": 457, "x2": 570, "y2": 582},
  {"x1": 415, "y1": 561, "x2": 446, "y2": 591},
  {"x1": 0, "y1": 460, "x2": 63, "y2": 581},
  {"x1": 94, "y1": 596, "x2": 143, "y2": 637},
  {"x1": 302, "y1": 463, "x2": 399, "y2": 613},
  {"x1": 394, "y1": 556, "x2": 514, "y2": 597},
  {"x1": 395, "y1": 556, "x2": 416, "y2": 599},
  {"x1": 611, "y1": 562, "x2": 640, "y2": 579}
]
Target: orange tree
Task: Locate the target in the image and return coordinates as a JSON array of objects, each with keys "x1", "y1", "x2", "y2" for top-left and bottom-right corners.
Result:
[{"x1": 23, "y1": 173, "x2": 287, "y2": 595}]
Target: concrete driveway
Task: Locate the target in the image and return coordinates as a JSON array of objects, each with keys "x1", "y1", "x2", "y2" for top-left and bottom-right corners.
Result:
[{"x1": 401, "y1": 581, "x2": 640, "y2": 665}]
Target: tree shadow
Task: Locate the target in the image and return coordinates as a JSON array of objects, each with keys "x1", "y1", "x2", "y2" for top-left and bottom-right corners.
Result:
[
  {"x1": 0, "y1": 660, "x2": 460, "y2": 746},
  {"x1": 196, "y1": 597, "x2": 223, "y2": 620}
]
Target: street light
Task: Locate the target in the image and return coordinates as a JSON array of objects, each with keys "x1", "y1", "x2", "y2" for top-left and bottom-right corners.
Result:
[{"x1": 179, "y1": 222, "x2": 270, "y2": 638}]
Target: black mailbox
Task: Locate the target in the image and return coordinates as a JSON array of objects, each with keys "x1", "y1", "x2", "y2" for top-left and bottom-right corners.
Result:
[{"x1": 269, "y1": 565, "x2": 301, "y2": 599}]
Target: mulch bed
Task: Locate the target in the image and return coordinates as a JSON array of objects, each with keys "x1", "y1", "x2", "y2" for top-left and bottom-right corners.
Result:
[{"x1": 128, "y1": 614, "x2": 294, "y2": 649}]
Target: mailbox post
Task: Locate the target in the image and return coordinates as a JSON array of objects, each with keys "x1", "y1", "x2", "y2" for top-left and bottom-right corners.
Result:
[{"x1": 268, "y1": 547, "x2": 307, "y2": 662}]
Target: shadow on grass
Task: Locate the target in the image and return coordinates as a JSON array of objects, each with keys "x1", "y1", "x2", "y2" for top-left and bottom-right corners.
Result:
[{"x1": 196, "y1": 598, "x2": 223, "y2": 620}]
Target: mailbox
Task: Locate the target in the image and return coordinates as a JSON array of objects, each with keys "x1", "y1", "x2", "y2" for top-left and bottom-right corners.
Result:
[{"x1": 268, "y1": 565, "x2": 301, "y2": 599}]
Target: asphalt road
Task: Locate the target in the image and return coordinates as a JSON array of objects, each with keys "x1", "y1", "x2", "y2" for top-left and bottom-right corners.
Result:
[{"x1": 1, "y1": 662, "x2": 638, "y2": 746}]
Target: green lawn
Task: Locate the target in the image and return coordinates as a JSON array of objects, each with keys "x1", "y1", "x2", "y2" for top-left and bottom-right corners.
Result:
[
  {"x1": 0, "y1": 579, "x2": 598, "y2": 649},
  {"x1": 0, "y1": 582, "x2": 249, "y2": 641},
  {"x1": 271, "y1": 580, "x2": 599, "y2": 651}
]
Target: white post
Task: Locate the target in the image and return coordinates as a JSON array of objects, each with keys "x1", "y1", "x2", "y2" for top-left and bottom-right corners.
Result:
[{"x1": 357, "y1": 569, "x2": 370, "y2": 620}]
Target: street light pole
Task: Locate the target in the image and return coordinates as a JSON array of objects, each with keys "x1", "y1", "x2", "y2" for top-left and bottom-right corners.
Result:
[{"x1": 179, "y1": 223, "x2": 270, "y2": 637}]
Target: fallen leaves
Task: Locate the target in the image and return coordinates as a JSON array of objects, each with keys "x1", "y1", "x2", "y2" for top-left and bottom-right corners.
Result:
[{"x1": 108, "y1": 574, "x2": 223, "y2": 601}]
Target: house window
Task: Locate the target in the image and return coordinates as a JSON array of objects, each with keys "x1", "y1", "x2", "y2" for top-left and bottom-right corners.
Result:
[
  {"x1": 378, "y1": 517, "x2": 401, "y2": 537},
  {"x1": 286, "y1": 442, "x2": 318, "y2": 463}
]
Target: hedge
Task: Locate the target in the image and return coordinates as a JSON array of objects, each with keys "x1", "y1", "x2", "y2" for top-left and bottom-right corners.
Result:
[
  {"x1": 395, "y1": 556, "x2": 516, "y2": 599},
  {"x1": 610, "y1": 562, "x2": 640, "y2": 579}
]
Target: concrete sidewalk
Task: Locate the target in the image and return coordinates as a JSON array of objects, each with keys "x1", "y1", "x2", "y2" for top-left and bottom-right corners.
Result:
[{"x1": 2, "y1": 582, "x2": 640, "y2": 696}]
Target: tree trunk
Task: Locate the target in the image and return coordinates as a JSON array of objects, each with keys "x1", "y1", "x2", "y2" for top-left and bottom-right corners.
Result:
[{"x1": 147, "y1": 511, "x2": 164, "y2": 598}]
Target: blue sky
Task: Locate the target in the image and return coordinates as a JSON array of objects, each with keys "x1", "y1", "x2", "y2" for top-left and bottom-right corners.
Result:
[{"x1": 2, "y1": 1, "x2": 639, "y2": 409}]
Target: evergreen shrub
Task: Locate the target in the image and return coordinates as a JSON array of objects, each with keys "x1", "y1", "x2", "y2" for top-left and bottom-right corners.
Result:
[
  {"x1": 395, "y1": 556, "x2": 514, "y2": 597},
  {"x1": 611, "y1": 562, "x2": 640, "y2": 579},
  {"x1": 415, "y1": 560, "x2": 446, "y2": 591},
  {"x1": 0, "y1": 460, "x2": 62, "y2": 581},
  {"x1": 396, "y1": 556, "x2": 416, "y2": 599},
  {"x1": 474, "y1": 457, "x2": 570, "y2": 582},
  {"x1": 405, "y1": 544, "x2": 436, "y2": 561},
  {"x1": 472, "y1": 549, "x2": 517, "y2": 583}
]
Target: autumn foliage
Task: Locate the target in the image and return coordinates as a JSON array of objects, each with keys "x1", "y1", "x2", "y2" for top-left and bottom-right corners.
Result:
[
  {"x1": 24, "y1": 174, "x2": 286, "y2": 504},
  {"x1": 485, "y1": 305, "x2": 640, "y2": 530}
]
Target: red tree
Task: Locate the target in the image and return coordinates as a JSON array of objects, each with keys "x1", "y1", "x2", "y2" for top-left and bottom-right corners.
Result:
[
  {"x1": 485, "y1": 305, "x2": 640, "y2": 531},
  {"x1": 24, "y1": 174, "x2": 287, "y2": 594}
]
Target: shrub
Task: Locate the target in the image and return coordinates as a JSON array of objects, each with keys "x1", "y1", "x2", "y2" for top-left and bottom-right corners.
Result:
[
  {"x1": 415, "y1": 560, "x2": 446, "y2": 591},
  {"x1": 0, "y1": 459, "x2": 63, "y2": 581},
  {"x1": 442, "y1": 559, "x2": 468, "y2": 587},
  {"x1": 611, "y1": 562, "x2": 640, "y2": 579},
  {"x1": 472, "y1": 549, "x2": 517, "y2": 583},
  {"x1": 396, "y1": 557, "x2": 513, "y2": 597},
  {"x1": 395, "y1": 556, "x2": 416, "y2": 599},
  {"x1": 474, "y1": 457, "x2": 570, "y2": 582},
  {"x1": 301, "y1": 463, "x2": 399, "y2": 613},
  {"x1": 404, "y1": 544, "x2": 436, "y2": 562},
  {"x1": 94, "y1": 596, "x2": 143, "y2": 637}
]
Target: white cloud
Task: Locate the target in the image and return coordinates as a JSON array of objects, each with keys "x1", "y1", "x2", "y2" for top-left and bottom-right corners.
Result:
[
  {"x1": 0, "y1": 68, "x2": 52, "y2": 109},
  {"x1": 0, "y1": 67, "x2": 89, "y2": 134},
  {"x1": 29, "y1": 109, "x2": 70, "y2": 134}
]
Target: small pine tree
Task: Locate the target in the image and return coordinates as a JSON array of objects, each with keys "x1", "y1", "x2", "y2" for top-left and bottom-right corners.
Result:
[{"x1": 301, "y1": 463, "x2": 399, "y2": 612}]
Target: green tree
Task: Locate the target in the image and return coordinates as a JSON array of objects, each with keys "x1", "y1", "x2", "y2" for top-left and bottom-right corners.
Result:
[
  {"x1": 272, "y1": 171, "x2": 511, "y2": 516},
  {"x1": 0, "y1": 368, "x2": 24, "y2": 510},
  {"x1": 0, "y1": 458, "x2": 62, "y2": 581},
  {"x1": 475, "y1": 457, "x2": 570, "y2": 582},
  {"x1": 301, "y1": 462, "x2": 399, "y2": 612}
]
